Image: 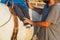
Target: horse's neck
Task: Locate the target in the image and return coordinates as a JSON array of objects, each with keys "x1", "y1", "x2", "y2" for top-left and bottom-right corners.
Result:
[{"x1": 0, "y1": 3, "x2": 11, "y2": 26}]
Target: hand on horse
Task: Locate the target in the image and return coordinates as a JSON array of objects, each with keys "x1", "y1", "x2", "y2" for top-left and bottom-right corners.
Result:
[{"x1": 23, "y1": 18, "x2": 33, "y2": 25}]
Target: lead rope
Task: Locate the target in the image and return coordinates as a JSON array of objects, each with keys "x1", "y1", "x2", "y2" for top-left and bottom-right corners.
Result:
[{"x1": 6, "y1": 0, "x2": 18, "y2": 40}]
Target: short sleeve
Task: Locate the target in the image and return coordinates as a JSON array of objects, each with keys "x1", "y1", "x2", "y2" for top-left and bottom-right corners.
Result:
[{"x1": 46, "y1": 6, "x2": 60, "y2": 24}]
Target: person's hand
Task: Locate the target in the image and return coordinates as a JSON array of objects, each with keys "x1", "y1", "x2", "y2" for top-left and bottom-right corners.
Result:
[{"x1": 23, "y1": 18, "x2": 33, "y2": 25}]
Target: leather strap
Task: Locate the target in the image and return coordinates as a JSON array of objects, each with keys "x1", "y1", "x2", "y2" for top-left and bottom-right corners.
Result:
[
  {"x1": 6, "y1": 0, "x2": 18, "y2": 40},
  {"x1": 10, "y1": 8, "x2": 18, "y2": 40}
]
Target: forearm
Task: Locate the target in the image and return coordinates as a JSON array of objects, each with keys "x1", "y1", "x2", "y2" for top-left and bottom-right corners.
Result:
[
  {"x1": 26, "y1": 2, "x2": 35, "y2": 9},
  {"x1": 24, "y1": 18, "x2": 51, "y2": 28},
  {"x1": 26, "y1": 2, "x2": 42, "y2": 14},
  {"x1": 25, "y1": 0, "x2": 35, "y2": 9},
  {"x1": 25, "y1": 0, "x2": 42, "y2": 14},
  {"x1": 32, "y1": 21, "x2": 51, "y2": 28}
]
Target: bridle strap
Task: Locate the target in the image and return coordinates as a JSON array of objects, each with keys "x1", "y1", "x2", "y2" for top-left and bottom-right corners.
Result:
[
  {"x1": 11, "y1": 9, "x2": 18, "y2": 40},
  {"x1": 6, "y1": 0, "x2": 14, "y2": 9},
  {"x1": 6, "y1": 0, "x2": 18, "y2": 40},
  {"x1": 0, "y1": 14, "x2": 12, "y2": 27}
]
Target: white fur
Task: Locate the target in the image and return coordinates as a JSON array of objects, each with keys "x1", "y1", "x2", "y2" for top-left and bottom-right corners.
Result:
[{"x1": 0, "y1": 3, "x2": 34, "y2": 40}]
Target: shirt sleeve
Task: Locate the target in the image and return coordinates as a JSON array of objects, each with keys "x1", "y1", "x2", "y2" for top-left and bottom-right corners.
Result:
[
  {"x1": 46, "y1": 6, "x2": 60, "y2": 24},
  {"x1": 1, "y1": 0, "x2": 7, "y2": 4}
]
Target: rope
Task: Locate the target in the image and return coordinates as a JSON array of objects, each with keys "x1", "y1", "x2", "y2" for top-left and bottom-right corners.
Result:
[{"x1": 0, "y1": 14, "x2": 12, "y2": 27}]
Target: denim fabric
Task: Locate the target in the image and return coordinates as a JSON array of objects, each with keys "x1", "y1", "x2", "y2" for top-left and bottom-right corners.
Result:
[{"x1": 14, "y1": 4, "x2": 30, "y2": 21}]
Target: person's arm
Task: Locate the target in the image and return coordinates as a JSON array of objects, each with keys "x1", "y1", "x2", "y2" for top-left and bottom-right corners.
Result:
[
  {"x1": 24, "y1": 18, "x2": 51, "y2": 28},
  {"x1": 25, "y1": 0, "x2": 35, "y2": 9},
  {"x1": 25, "y1": 0, "x2": 42, "y2": 14},
  {"x1": 32, "y1": 21, "x2": 51, "y2": 28}
]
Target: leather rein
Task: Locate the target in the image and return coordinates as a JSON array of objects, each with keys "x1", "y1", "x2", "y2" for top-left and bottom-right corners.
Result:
[{"x1": 6, "y1": 0, "x2": 18, "y2": 40}]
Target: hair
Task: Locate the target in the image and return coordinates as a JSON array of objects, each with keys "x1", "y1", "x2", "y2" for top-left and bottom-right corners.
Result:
[{"x1": 55, "y1": 0, "x2": 60, "y2": 3}]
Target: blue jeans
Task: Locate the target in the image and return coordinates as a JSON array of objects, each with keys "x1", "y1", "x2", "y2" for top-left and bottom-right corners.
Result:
[{"x1": 14, "y1": 4, "x2": 30, "y2": 21}]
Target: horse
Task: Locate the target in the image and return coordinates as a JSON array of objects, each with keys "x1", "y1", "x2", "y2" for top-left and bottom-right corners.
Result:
[{"x1": 0, "y1": 3, "x2": 34, "y2": 40}]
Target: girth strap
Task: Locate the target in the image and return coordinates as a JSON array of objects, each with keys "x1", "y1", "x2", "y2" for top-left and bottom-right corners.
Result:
[{"x1": 10, "y1": 8, "x2": 18, "y2": 40}]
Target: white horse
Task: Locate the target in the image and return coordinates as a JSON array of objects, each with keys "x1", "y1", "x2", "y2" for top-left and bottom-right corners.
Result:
[{"x1": 0, "y1": 3, "x2": 34, "y2": 40}]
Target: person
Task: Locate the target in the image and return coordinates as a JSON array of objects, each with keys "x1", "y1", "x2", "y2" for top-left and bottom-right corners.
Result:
[
  {"x1": 25, "y1": 0, "x2": 44, "y2": 40},
  {"x1": 25, "y1": 0, "x2": 60, "y2": 40},
  {"x1": 25, "y1": 0, "x2": 43, "y2": 14},
  {"x1": 1, "y1": 0, "x2": 31, "y2": 27}
]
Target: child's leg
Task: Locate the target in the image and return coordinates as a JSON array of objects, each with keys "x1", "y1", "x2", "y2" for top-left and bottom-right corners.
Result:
[
  {"x1": 14, "y1": 4, "x2": 31, "y2": 27},
  {"x1": 16, "y1": 4, "x2": 30, "y2": 19},
  {"x1": 14, "y1": 4, "x2": 25, "y2": 21}
]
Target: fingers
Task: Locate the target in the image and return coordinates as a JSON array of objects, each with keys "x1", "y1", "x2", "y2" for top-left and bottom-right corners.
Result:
[
  {"x1": 24, "y1": 18, "x2": 28, "y2": 20},
  {"x1": 23, "y1": 18, "x2": 30, "y2": 23},
  {"x1": 24, "y1": 18, "x2": 33, "y2": 25}
]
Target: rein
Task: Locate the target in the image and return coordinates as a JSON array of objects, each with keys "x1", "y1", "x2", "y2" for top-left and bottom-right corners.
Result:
[
  {"x1": 6, "y1": 0, "x2": 18, "y2": 40},
  {"x1": 0, "y1": 14, "x2": 12, "y2": 27},
  {"x1": 10, "y1": 8, "x2": 18, "y2": 40}
]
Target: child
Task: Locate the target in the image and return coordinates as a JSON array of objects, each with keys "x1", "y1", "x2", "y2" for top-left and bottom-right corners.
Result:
[{"x1": 1, "y1": 0, "x2": 31, "y2": 27}]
